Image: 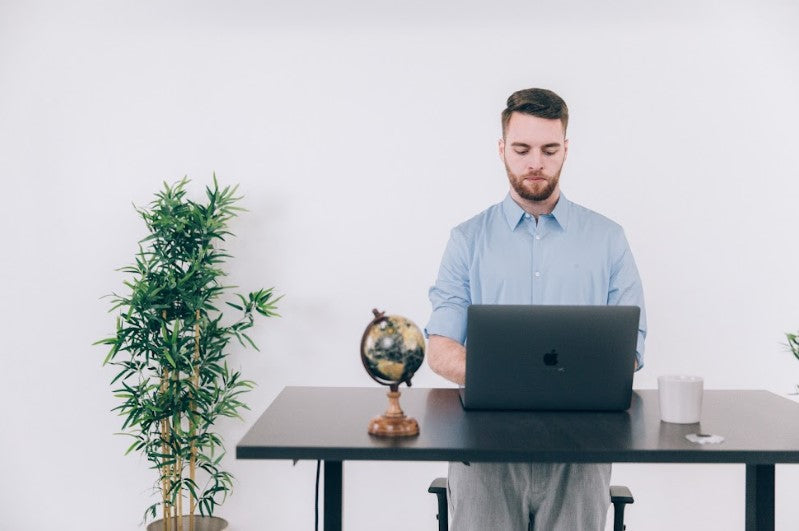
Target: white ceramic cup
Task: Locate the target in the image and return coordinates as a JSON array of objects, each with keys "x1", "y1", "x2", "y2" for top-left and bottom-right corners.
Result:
[{"x1": 658, "y1": 375, "x2": 704, "y2": 424}]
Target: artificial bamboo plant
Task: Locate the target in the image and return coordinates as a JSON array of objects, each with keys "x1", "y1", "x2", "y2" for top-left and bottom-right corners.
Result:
[{"x1": 96, "y1": 177, "x2": 279, "y2": 530}]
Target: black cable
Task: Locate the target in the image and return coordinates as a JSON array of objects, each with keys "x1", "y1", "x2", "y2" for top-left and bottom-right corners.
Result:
[{"x1": 315, "y1": 459, "x2": 321, "y2": 531}]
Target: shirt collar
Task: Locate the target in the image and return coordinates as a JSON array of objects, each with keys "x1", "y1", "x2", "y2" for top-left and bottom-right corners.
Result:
[
  {"x1": 501, "y1": 192, "x2": 571, "y2": 231},
  {"x1": 549, "y1": 193, "x2": 570, "y2": 231},
  {"x1": 501, "y1": 193, "x2": 527, "y2": 230}
]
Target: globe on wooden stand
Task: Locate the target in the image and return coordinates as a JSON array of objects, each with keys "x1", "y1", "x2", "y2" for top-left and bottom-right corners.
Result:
[{"x1": 360, "y1": 309, "x2": 425, "y2": 437}]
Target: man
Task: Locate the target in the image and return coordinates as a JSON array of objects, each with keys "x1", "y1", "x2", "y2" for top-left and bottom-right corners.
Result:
[{"x1": 425, "y1": 88, "x2": 646, "y2": 531}]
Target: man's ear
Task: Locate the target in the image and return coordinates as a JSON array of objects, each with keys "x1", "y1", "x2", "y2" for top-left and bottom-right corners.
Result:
[
  {"x1": 498, "y1": 137, "x2": 505, "y2": 159},
  {"x1": 563, "y1": 138, "x2": 569, "y2": 160}
]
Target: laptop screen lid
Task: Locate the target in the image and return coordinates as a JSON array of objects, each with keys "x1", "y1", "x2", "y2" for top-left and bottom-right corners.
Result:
[{"x1": 461, "y1": 304, "x2": 640, "y2": 411}]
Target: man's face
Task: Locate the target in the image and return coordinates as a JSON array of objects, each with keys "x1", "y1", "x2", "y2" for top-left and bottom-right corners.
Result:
[{"x1": 499, "y1": 112, "x2": 568, "y2": 202}]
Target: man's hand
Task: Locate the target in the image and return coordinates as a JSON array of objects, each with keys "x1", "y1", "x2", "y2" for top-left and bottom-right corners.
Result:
[{"x1": 427, "y1": 335, "x2": 467, "y2": 386}]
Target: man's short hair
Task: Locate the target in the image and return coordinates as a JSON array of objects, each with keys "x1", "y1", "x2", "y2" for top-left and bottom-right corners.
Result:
[{"x1": 501, "y1": 88, "x2": 569, "y2": 137}]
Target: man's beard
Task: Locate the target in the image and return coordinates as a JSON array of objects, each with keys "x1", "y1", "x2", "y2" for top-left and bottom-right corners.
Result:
[{"x1": 504, "y1": 159, "x2": 562, "y2": 202}]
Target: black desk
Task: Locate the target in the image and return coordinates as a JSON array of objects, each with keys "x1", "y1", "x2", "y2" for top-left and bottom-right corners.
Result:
[{"x1": 236, "y1": 387, "x2": 799, "y2": 531}]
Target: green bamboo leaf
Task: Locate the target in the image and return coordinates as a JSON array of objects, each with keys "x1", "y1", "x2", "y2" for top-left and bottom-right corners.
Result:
[
  {"x1": 163, "y1": 349, "x2": 176, "y2": 368},
  {"x1": 102, "y1": 342, "x2": 120, "y2": 366},
  {"x1": 240, "y1": 333, "x2": 259, "y2": 351},
  {"x1": 170, "y1": 319, "x2": 180, "y2": 346},
  {"x1": 93, "y1": 337, "x2": 117, "y2": 346},
  {"x1": 143, "y1": 503, "x2": 158, "y2": 522},
  {"x1": 124, "y1": 440, "x2": 141, "y2": 455}
]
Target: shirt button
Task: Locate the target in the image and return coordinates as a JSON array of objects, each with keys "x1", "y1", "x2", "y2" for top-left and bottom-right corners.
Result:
[
  {"x1": 535, "y1": 235, "x2": 541, "y2": 240},
  {"x1": 534, "y1": 272, "x2": 541, "y2": 277}
]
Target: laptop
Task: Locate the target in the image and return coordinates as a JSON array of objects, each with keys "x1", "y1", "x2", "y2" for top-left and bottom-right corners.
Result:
[{"x1": 459, "y1": 304, "x2": 640, "y2": 411}]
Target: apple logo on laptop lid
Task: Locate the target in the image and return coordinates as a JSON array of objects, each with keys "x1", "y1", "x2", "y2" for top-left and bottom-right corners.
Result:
[
  {"x1": 543, "y1": 349, "x2": 558, "y2": 366},
  {"x1": 542, "y1": 349, "x2": 566, "y2": 372}
]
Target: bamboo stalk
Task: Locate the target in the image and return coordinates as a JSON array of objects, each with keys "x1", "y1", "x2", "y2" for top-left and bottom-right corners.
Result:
[
  {"x1": 189, "y1": 309, "x2": 200, "y2": 531},
  {"x1": 172, "y1": 328, "x2": 182, "y2": 531},
  {"x1": 161, "y1": 442, "x2": 169, "y2": 531},
  {"x1": 161, "y1": 310, "x2": 172, "y2": 531},
  {"x1": 162, "y1": 368, "x2": 172, "y2": 531},
  {"x1": 161, "y1": 425, "x2": 171, "y2": 531},
  {"x1": 177, "y1": 454, "x2": 183, "y2": 530}
]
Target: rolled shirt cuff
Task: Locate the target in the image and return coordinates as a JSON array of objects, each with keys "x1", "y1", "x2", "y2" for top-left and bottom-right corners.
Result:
[{"x1": 424, "y1": 306, "x2": 467, "y2": 345}]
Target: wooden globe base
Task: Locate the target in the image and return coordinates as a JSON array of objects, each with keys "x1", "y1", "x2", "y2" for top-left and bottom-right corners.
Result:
[{"x1": 368, "y1": 389, "x2": 419, "y2": 437}]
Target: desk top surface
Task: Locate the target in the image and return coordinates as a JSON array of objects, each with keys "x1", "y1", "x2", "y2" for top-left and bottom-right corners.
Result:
[{"x1": 236, "y1": 387, "x2": 799, "y2": 464}]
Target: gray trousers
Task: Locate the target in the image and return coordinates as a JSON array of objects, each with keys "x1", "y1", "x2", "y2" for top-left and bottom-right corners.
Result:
[{"x1": 447, "y1": 462, "x2": 612, "y2": 531}]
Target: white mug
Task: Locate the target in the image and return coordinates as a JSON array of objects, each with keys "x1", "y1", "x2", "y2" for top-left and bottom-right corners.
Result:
[{"x1": 658, "y1": 375, "x2": 703, "y2": 424}]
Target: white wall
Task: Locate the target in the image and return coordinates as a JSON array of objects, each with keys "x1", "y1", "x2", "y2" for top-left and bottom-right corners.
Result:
[{"x1": 2, "y1": 1, "x2": 799, "y2": 529}]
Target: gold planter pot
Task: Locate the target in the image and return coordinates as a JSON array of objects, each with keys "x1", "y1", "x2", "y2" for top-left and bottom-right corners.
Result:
[{"x1": 146, "y1": 516, "x2": 228, "y2": 531}]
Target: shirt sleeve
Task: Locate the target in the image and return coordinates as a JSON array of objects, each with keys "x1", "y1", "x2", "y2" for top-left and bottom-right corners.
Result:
[
  {"x1": 425, "y1": 227, "x2": 471, "y2": 345},
  {"x1": 607, "y1": 229, "x2": 648, "y2": 370}
]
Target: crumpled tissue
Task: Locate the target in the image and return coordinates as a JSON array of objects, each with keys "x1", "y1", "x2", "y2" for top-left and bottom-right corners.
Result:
[{"x1": 685, "y1": 433, "x2": 725, "y2": 444}]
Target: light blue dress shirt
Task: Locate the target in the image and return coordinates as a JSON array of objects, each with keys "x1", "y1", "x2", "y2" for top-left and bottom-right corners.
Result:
[{"x1": 426, "y1": 193, "x2": 647, "y2": 368}]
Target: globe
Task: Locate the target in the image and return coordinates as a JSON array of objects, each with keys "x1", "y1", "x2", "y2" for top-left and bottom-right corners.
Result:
[{"x1": 360, "y1": 309, "x2": 425, "y2": 387}]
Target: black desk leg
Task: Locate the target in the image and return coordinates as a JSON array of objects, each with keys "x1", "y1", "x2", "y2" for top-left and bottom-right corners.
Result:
[
  {"x1": 745, "y1": 464, "x2": 774, "y2": 531},
  {"x1": 324, "y1": 460, "x2": 343, "y2": 531}
]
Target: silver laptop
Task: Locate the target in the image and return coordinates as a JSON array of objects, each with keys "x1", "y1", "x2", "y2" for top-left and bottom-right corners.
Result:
[{"x1": 460, "y1": 304, "x2": 640, "y2": 411}]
